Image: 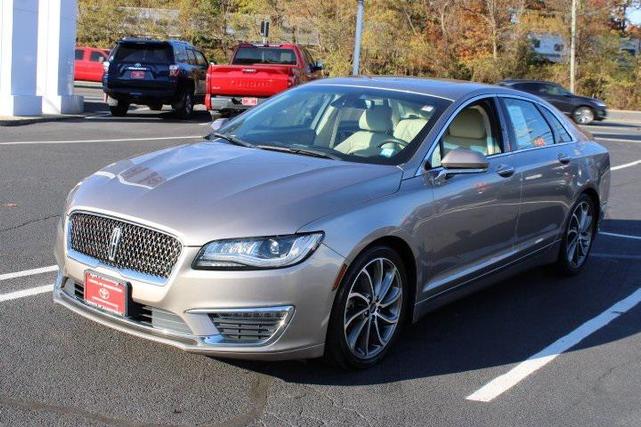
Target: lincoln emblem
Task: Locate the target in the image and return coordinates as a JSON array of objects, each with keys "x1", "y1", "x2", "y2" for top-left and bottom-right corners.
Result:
[{"x1": 108, "y1": 227, "x2": 122, "y2": 262}]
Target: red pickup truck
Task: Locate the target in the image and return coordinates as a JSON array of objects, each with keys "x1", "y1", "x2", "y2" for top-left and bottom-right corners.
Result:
[{"x1": 205, "y1": 43, "x2": 323, "y2": 116}]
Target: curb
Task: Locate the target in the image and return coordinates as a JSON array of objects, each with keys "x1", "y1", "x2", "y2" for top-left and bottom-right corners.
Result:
[{"x1": 0, "y1": 114, "x2": 86, "y2": 127}]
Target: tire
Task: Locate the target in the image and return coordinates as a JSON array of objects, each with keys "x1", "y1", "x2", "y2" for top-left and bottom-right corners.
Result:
[
  {"x1": 556, "y1": 193, "x2": 597, "y2": 276},
  {"x1": 109, "y1": 102, "x2": 129, "y2": 117},
  {"x1": 148, "y1": 103, "x2": 163, "y2": 111},
  {"x1": 325, "y1": 246, "x2": 408, "y2": 369},
  {"x1": 173, "y1": 89, "x2": 194, "y2": 119},
  {"x1": 573, "y1": 106, "x2": 595, "y2": 125}
]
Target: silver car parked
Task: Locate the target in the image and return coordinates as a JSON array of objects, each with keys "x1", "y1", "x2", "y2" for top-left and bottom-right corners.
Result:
[{"x1": 54, "y1": 77, "x2": 610, "y2": 368}]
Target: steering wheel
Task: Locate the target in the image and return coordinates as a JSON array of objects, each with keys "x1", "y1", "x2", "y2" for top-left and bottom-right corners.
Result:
[{"x1": 377, "y1": 137, "x2": 409, "y2": 149}]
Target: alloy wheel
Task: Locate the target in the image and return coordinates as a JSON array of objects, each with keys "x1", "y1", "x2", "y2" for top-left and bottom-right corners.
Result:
[
  {"x1": 574, "y1": 107, "x2": 594, "y2": 125},
  {"x1": 566, "y1": 200, "x2": 593, "y2": 268},
  {"x1": 343, "y1": 257, "x2": 403, "y2": 360}
]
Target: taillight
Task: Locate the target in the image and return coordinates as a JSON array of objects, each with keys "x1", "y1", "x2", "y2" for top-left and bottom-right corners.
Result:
[
  {"x1": 169, "y1": 65, "x2": 179, "y2": 77},
  {"x1": 102, "y1": 61, "x2": 110, "y2": 73}
]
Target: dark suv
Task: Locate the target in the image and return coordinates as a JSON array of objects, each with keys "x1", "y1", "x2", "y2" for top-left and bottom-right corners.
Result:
[
  {"x1": 103, "y1": 38, "x2": 210, "y2": 118},
  {"x1": 498, "y1": 79, "x2": 607, "y2": 125}
]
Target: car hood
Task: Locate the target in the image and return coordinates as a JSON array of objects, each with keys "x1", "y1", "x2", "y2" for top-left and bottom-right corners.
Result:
[{"x1": 68, "y1": 141, "x2": 403, "y2": 246}]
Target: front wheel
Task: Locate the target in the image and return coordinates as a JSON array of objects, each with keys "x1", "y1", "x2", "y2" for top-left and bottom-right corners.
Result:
[
  {"x1": 325, "y1": 246, "x2": 408, "y2": 369},
  {"x1": 573, "y1": 106, "x2": 595, "y2": 125},
  {"x1": 556, "y1": 194, "x2": 596, "y2": 275}
]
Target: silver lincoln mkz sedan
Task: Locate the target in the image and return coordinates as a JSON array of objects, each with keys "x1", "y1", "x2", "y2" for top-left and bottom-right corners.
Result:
[{"x1": 54, "y1": 77, "x2": 610, "y2": 368}]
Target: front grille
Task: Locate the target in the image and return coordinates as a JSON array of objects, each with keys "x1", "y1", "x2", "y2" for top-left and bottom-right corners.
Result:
[
  {"x1": 68, "y1": 213, "x2": 182, "y2": 279},
  {"x1": 209, "y1": 309, "x2": 292, "y2": 343}
]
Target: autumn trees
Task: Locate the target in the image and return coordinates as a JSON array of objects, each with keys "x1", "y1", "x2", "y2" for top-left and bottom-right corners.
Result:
[{"x1": 76, "y1": 0, "x2": 641, "y2": 108}]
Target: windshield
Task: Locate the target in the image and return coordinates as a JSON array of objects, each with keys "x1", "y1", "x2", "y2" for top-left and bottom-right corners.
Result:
[
  {"x1": 233, "y1": 47, "x2": 297, "y2": 65},
  {"x1": 217, "y1": 85, "x2": 451, "y2": 165}
]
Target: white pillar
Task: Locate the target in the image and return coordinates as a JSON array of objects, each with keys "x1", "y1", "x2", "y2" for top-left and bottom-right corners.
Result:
[
  {"x1": 37, "y1": 0, "x2": 83, "y2": 114},
  {"x1": 0, "y1": 0, "x2": 42, "y2": 116}
]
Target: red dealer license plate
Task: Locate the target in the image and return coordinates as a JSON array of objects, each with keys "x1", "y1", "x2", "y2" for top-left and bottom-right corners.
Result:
[
  {"x1": 130, "y1": 70, "x2": 145, "y2": 79},
  {"x1": 241, "y1": 97, "x2": 258, "y2": 106},
  {"x1": 84, "y1": 271, "x2": 128, "y2": 316}
]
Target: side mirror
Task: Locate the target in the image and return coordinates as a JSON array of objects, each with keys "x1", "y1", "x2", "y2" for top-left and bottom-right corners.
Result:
[
  {"x1": 312, "y1": 61, "x2": 324, "y2": 72},
  {"x1": 441, "y1": 149, "x2": 489, "y2": 174},
  {"x1": 210, "y1": 118, "x2": 229, "y2": 132}
]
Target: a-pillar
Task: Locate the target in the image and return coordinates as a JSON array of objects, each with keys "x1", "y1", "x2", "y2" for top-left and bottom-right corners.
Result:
[
  {"x1": 37, "y1": 0, "x2": 83, "y2": 114},
  {"x1": 0, "y1": 0, "x2": 42, "y2": 116}
]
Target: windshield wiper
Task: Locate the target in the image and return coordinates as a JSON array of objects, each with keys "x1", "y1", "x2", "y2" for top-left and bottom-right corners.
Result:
[
  {"x1": 210, "y1": 132, "x2": 254, "y2": 148},
  {"x1": 256, "y1": 144, "x2": 341, "y2": 160}
]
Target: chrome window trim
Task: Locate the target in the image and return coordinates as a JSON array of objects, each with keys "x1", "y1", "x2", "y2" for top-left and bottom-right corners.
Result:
[
  {"x1": 65, "y1": 210, "x2": 184, "y2": 287},
  {"x1": 415, "y1": 92, "x2": 578, "y2": 177}
]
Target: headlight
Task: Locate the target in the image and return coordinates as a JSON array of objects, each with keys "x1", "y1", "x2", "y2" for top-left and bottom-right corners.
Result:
[{"x1": 193, "y1": 233, "x2": 324, "y2": 269}]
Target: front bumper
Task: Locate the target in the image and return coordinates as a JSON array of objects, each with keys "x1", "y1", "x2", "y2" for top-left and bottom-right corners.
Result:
[{"x1": 53, "y1": 221, "x2": 344, "y2": 360}]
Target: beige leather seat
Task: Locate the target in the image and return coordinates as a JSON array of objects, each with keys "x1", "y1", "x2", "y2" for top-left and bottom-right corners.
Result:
[
  {"x1": 334, "y1": 107, "x2": 393, "y2": 156},
  {"x1": 443, "y1": 109, "x2": 488, "y2": 155},
  {"x1": 393, "y1": 116, "x2": 428, "y2": 143}
]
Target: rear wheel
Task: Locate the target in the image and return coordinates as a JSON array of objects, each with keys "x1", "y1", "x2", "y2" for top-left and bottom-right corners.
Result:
[
  {"x1": 556, "y1": 194, "x2": 596, "y2": 275},
  {"x1": 573, "y1": 106, "x2": 594, "y2": 125},
  {"x1": 109, "y1": 102, "x2": 129, "y2": 117},
  {"x1": 325, "y1": 246, "x2": 407, "y2": 369},
  {"x1": 173, "y1": 89, "x2": 194, "y2": 119}
]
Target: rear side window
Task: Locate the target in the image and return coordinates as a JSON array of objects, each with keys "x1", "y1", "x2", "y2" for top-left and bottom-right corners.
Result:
[
  {"x1": 503, "y1": 98, "x2": 554, "y2": 150},
  {"x1": 195, "y1": 51, "x2": 208, "y2": 66},
  {"x1": 232, "y1": 47, "x2": 297, "y2": 65},
  {"x1": 114, "y1": 44, "x2": 172, "y2": 64},
  {"x1": 75, "y1": 49, "x2": 84, "y2": 60},
  {"x1": 89, "y1": 51, "x2": 106, "y2": 62},
  {"x1": 540, "y1": 107, "x2": 573, "y2": 143},
  {"x1": 186, "y1": 49, "x2": 197, "y2": 65}
]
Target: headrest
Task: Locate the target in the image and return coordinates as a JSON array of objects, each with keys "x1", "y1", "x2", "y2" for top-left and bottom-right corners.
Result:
[
  {"x1": 447, "y1": 109, "x2": 486, "y2": 139},
  {"x1": 359, "y1": 107, "x2": 393, "y2": 133}
]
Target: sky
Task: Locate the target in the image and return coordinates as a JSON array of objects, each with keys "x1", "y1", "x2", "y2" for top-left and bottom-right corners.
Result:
[{"x1": 628, "y1": 7, "x2": 641, "y2": 25}]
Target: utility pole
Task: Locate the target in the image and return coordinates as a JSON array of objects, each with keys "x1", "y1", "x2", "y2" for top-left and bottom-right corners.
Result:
[
  {"x1": 570, "y1": 0, "x2": 577, "y2": 93},
  {"x1": 352, "y1": 0, "x2": 365, "y2": 76}
]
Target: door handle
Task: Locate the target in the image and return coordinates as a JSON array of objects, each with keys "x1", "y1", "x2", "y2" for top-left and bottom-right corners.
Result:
[
  {"x1": 558, "y1": 153, "x2": 571, "y2": 165},
  {"x1": 496, "y1": 164, "x2": 515, "y2": 178}
]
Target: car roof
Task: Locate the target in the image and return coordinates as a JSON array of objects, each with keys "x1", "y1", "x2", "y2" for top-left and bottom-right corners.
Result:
[
  {"x1": 308, "y1": 76, "x2": 524, "y2": 102},
  {"x1": 500, "y1": 79, "x2": 559, "y2": 85},
  {"x1": 118, "y1": 38, "x2": 193, "y2": 47}
]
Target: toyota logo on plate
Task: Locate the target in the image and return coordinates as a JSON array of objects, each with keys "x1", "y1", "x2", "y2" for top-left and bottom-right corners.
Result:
[{"x1": 99, "y1": 287, "x2": 110, "y2": 300}]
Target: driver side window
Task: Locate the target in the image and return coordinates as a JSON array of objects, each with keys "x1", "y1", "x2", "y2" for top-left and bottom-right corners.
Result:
[{"x1": 429, "y1": 99, "x2": 503, "y2": 168}]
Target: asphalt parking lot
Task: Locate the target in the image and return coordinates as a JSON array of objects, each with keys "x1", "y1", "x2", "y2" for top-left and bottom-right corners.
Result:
[{"x1": 1, "y1": 86, "x2": 641, "y2": 426}]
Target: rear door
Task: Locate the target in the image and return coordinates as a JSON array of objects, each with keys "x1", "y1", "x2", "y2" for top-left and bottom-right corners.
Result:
[
  {"x1": 110, "y1": 42, "x2": 173, "y2": 89},
  {"x1": 74, "y1": 48, "x2": 88, "y2": 80},
  {"x1": 499, "y1": 96, "x2": 577, "y2": 253},
  {"x1": 189, "y1": 49, "x2": 208, "y2": 97},
  {"x1": 538, "y1": 84, "x2": 574, "y2": 114}
]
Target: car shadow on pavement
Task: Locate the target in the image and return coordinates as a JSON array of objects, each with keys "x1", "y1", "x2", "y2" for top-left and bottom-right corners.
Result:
[{"x1": 224, "y1": 223, "x2": 641, "y2": 385}]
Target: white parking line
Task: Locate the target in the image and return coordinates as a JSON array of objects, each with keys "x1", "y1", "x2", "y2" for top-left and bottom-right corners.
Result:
[
  {"x1": 611, "y1": 160, "x2": 641, "y2": 171},
  {"x1": 0, "y1": 135, "x2": 203, "y2": 146},
  {"x1": 600, "y1": 231, "x2": 641, "y2": 240},
  {"x1": 466, "y1": 287, "x2": 641, "y2": 402},
  {"x1": 0, "y1": 284, "x2": 53, "y2": 303},
  {"x1": 596, "y1": 137, "x2": 641, "y2": 143},
  {"x1": 0, "y1": 265, "x2": 58, "y2": 282}
]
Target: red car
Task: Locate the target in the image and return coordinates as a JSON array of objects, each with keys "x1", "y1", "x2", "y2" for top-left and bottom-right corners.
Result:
[
  {"x1": 205, "y1": 43, "x2": 323, "y2": 116},
  {"x1": 74, "y1": 46, "x2": 110, "y2": 82}
]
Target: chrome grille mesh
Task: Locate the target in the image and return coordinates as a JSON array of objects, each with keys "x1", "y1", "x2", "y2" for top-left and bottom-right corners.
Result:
[
  {"x1": 69, "y1": 213, "x2": 182, "y2": 278},
  {"x1": 209, "y1": 310, "x2": 290, "y2": 343}
]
